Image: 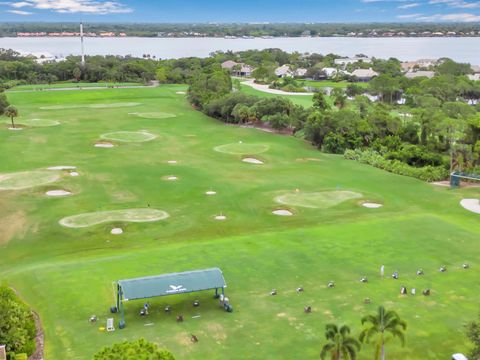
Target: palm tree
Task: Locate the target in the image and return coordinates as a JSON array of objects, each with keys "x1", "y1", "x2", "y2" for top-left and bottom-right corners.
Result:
[
  {"x1": 359, "y1": 306, "x2": 407, "y2": 360},
  {"x1": 320, "y1": 324, "x2": 361, "y2": 360},
  {"x1": 4, "y1": 105, "x2": 18, "y2": 129}
]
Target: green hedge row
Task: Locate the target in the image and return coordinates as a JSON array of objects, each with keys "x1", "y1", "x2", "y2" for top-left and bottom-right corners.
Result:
[{"x1": 344, "y1": 149, "x2": 449, "y2": 182}]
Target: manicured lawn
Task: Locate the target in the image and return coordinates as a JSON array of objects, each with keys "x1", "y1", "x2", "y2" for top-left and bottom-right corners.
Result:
[
  {"x1": 239, "y1": 83, "x2": 315, "y2": 107},
  {"x1": 9, "y1": 82, "x2": 143, "y2": 91},
  {"x1": 1, "y1": 85, "x2": 479, "y2": 360}
]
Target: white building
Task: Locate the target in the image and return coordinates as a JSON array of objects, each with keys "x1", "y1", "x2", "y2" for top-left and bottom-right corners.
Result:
[
  {"x1": 405, "y1": 70, "x2": 435, "y2": 79},
  {"x1": 275, "y1": 64, "x2": 293, "y2": 78},
  {"x1": 351, "y1": 68, "x2": 379, "y2": 81},
  {"x1": 334, "y1": 57, "x2": 371, "y2": 66}
]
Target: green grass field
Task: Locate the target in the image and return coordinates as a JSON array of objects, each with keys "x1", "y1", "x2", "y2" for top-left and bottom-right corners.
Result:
[
  {"x1": 239, "y1": 83, "x2": 315, "y2": 108},
  {"x1": 10, "y1": 82, "x2": 143, "y2": 91},
  {"x1": 1, "y1": 85, "x2": 479, "y2": 360}
]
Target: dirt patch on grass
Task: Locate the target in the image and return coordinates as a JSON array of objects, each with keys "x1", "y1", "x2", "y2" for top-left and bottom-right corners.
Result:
[
  {"x1": 207, "y1": 323, "x2": 227, "y2": 341},
  {"x1": 0, "y1": 210, "x2": 27, "y2": 245}
]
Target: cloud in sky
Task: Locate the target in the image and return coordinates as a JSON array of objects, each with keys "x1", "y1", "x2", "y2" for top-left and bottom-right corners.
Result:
[
  {"x1": 6, "y1": 8, "x2": 31, "y2": 14},
  {"x1": 398, "y1": 3, "x2": 420, "y2": 9},
  {"x1": 5, "y1": 0, "x2": 132, "y2": 14}
]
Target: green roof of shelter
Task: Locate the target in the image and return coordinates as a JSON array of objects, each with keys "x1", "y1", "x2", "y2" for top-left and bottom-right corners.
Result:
[{"x1": 118, "y1": 268, "x2": 226, "y2": 301}]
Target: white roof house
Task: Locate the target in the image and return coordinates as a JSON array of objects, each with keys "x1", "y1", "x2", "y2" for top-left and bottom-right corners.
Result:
[
  {"x1": 334, "y1": 57, "x2": 372, "y2": 66},
  {"x1": 471, "y1": 65, "x2": 480, "y2": 74},
  {"x1": 405, "y1": 70, "x2": 435, "y2": 79},
  {"x1": 221, "y1": 60, "x2": 239, "y2": 70},
  {"x1": 351, "y1": 68, "x2": 379, "y2": 81},
  {"x1": 275, "y1": 64, "x2": 293, "y2": 77},
  {"x1": 468, "y1": 74, "x2": 480, "y2": 81},
  {"x1": 294, "y1": 68, "x2": 308, "y2": 77}
]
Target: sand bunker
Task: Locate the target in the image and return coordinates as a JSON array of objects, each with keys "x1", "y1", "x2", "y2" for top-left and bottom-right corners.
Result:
[
  {"x1": 214, "y1": 143, "x2": 269, "y2": 155},
  {"x1": 8, "y1": 127, "x2": 23, "y2": 131},
  {"x1": 100, "y1": 131, "x2": 156, "y2": 143},
  {"x1": 214, "y1": 215, "x2": 227, "y2": 221},
  {"x1": 206, "y1": 191, "x2": 217, "y2": 196},
  {"x1": 176, "y1": 91, "x2": 186, "y2": 94},
  {"x1": 272, "y1": 209, "x2": 293, "y2": 216},
  {"x1": 70, "y1": 172, "x2": 79, "y2": 177},
  {"x1": 167, "y1": 160, "x2": 178, "y2": 164},
  {"x1": 40, "y1": 102, "x2": 140, "y2": 110},
  {"x1": 0, "y1": 170, "x2": 60, "y2": 190},
  {"x1": 111, "y1": 228, "x2": 123, "y2": 235},
  {"x1": 275, "y1": 190, "x2": 363, "y2": 209},
  {"x1": 47, "y1": 166, "x2": 76, "y2": 171},
  {"x1": 164, "y1": 176, "x2": 178, "y2": 181},
  {"x1": 59, "y1": 208, "x2": 169, "y2": 228},
  {"x1": 130, "y1": 112, "x2": 176, "y2": 119},
  {"x1": 46, "y1": 190, "x2": 72, "y2": 197},
  {"x1": 362, "y1": 202, "x2": 383, "y2": 209},
  {"x1": 242, "y1": 157, "x2": 264, "y2": 165},
  {"x1": 11, "y1": 119, "x2": 60, "y2": 127},
  {"x1": 460, "y1": 199, "x2": 480, "y2": 214},
  {"x1": 95, "y1": 142, "x2": 115, "y2": 148}
]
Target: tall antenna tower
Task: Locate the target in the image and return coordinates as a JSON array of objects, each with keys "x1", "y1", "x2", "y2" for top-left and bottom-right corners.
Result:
[{"x1": 80, "y1": 22, "x2": 85, "y2": 65}]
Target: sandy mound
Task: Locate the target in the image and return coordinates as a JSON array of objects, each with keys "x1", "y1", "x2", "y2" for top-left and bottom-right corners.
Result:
[
  {"x1": 0, "y1": 170, "x2": 60, "y2": 190},
  {"x1": 215, "y1": 215, "x2": 227, "y2": 221},
  {"x1": 130, "y1": 112, "x2": 176, "y2": 119},
  {"x1": 362, "y1": 202, "x2": 383, "y2": 208},
  {"x1": 47, "y1": 166, "x2": 76, "y2": 171},
  {"x1": 272, "y1": 209, "x2": 293, "y2": 216},
  {"x1": 275, "y1": 190, "x2": 363, "y2": 209},
  {"x1": 243, "y1": 157, "x2": 264, "y2": 165},
  {"x1": 59, "y1": 208, "x2": 169, "y2": 228},
  {"x1": 460, "y1": 199, "x2": 480, "y2": 214},
  {"x1": 46, "y1": 190, "x2": 72, "y2": 197},
  {"x1": 95, "y1": 142, "x2": 114, "y2": 148},
  {"x1": 214, "y1": 143, "x2": 269, "y2": 155},
  {"x1": 100, "y1": 131, "x2": 156, "y2": 143},
  {"x1": 12, "y1": 119, "x2": 60, "y2": 127},
  {"x1": 111, "y1": 228, "x2": 123, "y2": 235},
  {"x1": 206, "y1": 191, "x2": 217, "y2": 196},
  {"x1": 70, "y1": 172, "x2": 79, "y2": 177}
]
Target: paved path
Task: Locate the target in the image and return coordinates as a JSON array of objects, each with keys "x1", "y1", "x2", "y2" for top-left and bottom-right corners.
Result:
[{"x1": 242, "y1": 79, "x2": 313, "y2": 96}]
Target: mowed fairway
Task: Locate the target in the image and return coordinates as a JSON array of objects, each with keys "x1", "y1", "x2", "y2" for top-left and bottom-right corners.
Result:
[{"x1": 1, "y1": 85, "x2": 479, "y2": 360}]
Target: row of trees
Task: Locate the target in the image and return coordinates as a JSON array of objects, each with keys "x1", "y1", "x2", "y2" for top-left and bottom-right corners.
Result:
[{"x1": 320, "y1": 306, "x2": 407, "y2": 360}]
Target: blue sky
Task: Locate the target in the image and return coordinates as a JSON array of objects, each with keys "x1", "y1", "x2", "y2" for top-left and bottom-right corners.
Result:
[{"x1": 1, "y1": 0, "x2": 479, "y2": 22}]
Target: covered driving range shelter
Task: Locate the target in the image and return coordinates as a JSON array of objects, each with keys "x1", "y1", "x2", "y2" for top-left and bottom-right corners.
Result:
[{"x1": 114, "y1": 268, "x2": 228, "y2": 328}]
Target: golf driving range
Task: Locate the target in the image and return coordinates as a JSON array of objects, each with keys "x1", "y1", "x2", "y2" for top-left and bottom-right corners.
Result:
[{"x1": 1, "y1": 85, "x2": 479, "y2": 359}]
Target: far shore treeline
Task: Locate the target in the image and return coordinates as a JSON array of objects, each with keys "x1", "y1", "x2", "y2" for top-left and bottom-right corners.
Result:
[
  {"x1": 1, "y1": 47, "x2": 479, "y2": 182},
  {"x1": 1, "y1": 22, "x2": 480, "y2": 38}
]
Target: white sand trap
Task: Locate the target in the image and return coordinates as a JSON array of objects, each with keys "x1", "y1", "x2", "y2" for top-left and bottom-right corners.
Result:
[
  {"x1": 95, "y1": 142, "x2": 115, "y2": 148},
  {"x1": 100, "y1": 131, "x2": 156, "y2": 143},
  {"x1": 167, "y1": 160, "x2": 178, "y2": 164},
  {"x1": 206, "y1": 191, "x2": 217, "y2": 196},
  {"x1": 165, "y1": 176, "x2": 178, "y2": 181},
  {"x1": 111, "y1": 228, "x2": 123, "y2": 235},
  {"x1": 8, "y1": 127, "x2": 23, "y2": 131},
  {"x1": 46, "y1": 190, "x2": 72, "y2": 197},
  {"x1": 130, "y1": 112, "x2": 176, "y2": 119},
  {"x1": 214, "y1": 143, "x2": 269, "y2": 155},
  {"x1": 12, "y1": 119, "x2": 60, "y2": 127},
  {"x1": 70, "y1": 172, "x2": 79, "y2": 177},
  {"x1": 214, "y1": 215, "x2": 227, "y2": 221},
  {"x1": 0, "y1": 170, "x2": 60, "y2": 190},
  {"x1": 59, "y1": 208, "x2": 169, "y2": 228},
  {"x1": 275, "y1": 190, "x2": 363, "y2": 209},
  {"x1": 460, "y1": 199, "x2": 480, "y2": 214},
  {"x1": 176, "y1": 91, "x2": 186, "y2": 94},
  {"x1": 47, "y1": 166, "x2": 76, "y2": 171},
  {"x1": 272, "y1": 209, "x2": 293, "y2": 216},
  {"x1": 242, "y1": 157, "x2": 264, "y2": 165},
  {"x1": 362, "y1": 202, "x2": 383, "y2": 209},
  {"x1": 40, "y1": 102, "x2": 141, "y2": 110}
]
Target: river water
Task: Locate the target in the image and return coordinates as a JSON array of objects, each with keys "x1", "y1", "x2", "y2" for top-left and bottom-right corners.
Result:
[{"x1": 1, "y1": 36, "x2": 479, "y2": 64}]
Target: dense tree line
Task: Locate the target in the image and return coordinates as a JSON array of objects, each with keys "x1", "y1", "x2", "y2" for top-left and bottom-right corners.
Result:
[
  {"x1": 0, "y1": 286, "x2": 36, "y2": 359},
  {"x1": 1, "y1": 22, "x2": 479, "y2": 38},
  {"x1": 0, "y1": 49, "x2": 157, "y2": 86}
]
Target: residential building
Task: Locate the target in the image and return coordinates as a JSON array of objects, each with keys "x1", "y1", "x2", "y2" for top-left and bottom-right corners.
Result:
[
  {"x1": 405, "y1": 70, "x2": 435, "y2": 79},
  {"x1": 275, "y1": 64, "x2": 293, "y2": 78},
  {"x1": 351, "y1": 68, "x2": 379, "y2": 82}
]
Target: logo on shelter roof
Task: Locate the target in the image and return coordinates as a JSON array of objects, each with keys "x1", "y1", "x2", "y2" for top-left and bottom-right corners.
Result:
[{"x1": 166, "y1": 285, "x2": 187, "y2": 294}]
